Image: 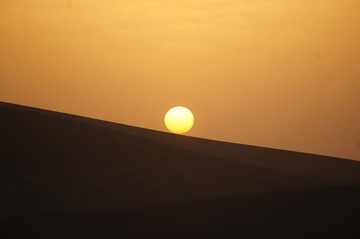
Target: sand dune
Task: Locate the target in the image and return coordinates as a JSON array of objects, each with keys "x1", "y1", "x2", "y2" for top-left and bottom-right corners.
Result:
[
  {"x1": 4, "y1": 185, "x2": 360, "y2": 238},
  {"x1": 1, "y1": 102, "x2": 360, "y2": 238}
]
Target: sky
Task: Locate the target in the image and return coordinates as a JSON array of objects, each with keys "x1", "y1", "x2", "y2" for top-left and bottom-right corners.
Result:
[{"x1": 1, "y1": 0, "x2": 359, "y2": 161}]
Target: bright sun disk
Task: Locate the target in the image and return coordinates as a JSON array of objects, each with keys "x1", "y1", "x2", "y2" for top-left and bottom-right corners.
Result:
[{"x1": 164, "y1": 106, "x2": 194, "y2": 134}]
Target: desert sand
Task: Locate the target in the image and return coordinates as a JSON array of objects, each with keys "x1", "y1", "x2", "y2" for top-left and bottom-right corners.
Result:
[{"x1": 1, "y1": 101, "x2": 359, "y2": 238}]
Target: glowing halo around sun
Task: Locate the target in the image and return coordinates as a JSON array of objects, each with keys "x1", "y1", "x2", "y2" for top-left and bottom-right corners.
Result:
[{"x1": 164, "y1": 106, "x2": 194, "y2": 134}]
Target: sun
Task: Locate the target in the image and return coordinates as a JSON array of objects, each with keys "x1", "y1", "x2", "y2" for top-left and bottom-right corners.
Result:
[{"x1": 164, "y1": 106, "x2": 194, "y2": 134}]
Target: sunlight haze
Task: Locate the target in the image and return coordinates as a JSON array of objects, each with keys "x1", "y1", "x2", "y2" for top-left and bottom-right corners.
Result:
[{"x1": 0, "y1": 0, "x2": 359, "y2": 160}]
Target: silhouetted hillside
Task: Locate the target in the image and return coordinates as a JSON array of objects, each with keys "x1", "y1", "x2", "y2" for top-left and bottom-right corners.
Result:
[
  {"x1": 3, "y1": 185, "x2": 360, "y2": 239},
  {"x1": 1, "y1": 102, "x2": 359, "y2": 238}
]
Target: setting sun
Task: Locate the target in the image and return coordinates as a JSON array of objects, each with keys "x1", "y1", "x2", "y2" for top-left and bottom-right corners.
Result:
[
  {"x1": 164, "y1": 106, "x2": 194, "y2": 134},
  {"x1": 0, "y1": 0, "x2": 359, "y2": 237}
]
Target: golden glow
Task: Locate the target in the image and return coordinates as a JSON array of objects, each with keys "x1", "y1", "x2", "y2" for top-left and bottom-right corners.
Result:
[
  {"x1": 165, "y1": 107, "x2": 194, "y2": 134},
  {"x1": 0, "y1": 0, "x2": 359, "y2": 160}
]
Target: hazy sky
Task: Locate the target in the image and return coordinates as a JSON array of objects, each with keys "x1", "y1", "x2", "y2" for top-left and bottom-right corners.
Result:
[{"x1": 1, "y1": 0, "x2": 359, "y2": 160}]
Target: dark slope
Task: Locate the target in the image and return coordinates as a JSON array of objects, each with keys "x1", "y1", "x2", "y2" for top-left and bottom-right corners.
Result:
[
  {"x1": 3, "y1": 186, "x2": 360, "y2": 239},
  {"x1": 2, "y1": 102, "x2": 359, "y2": 184},
  {"x1": 0, "y1": 101, "x2": 359, "y2": 219}
]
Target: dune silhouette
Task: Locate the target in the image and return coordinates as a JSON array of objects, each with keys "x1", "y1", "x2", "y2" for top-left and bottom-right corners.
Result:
[{"x1": 1, "y1": 101, "x2": 359, "y2": 238}]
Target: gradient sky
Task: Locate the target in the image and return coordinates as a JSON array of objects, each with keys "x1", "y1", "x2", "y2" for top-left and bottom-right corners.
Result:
[{"x1": 1, "y1": 0, "x2": 359, "y2": 160}]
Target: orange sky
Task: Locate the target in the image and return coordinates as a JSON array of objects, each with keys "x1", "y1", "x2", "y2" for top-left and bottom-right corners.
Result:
[{"x1": 1, "y1": 0, "x2": 359, "y2": 160}]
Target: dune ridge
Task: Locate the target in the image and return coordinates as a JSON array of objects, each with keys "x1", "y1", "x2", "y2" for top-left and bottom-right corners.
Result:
[{"x1": 1, "y1": 101, "x2": 360, "y2": 238}]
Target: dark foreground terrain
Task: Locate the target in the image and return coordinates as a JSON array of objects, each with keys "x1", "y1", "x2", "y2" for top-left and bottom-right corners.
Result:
[{"x1": 1, "y1": 102, "x2": 359, "y2": 238}]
